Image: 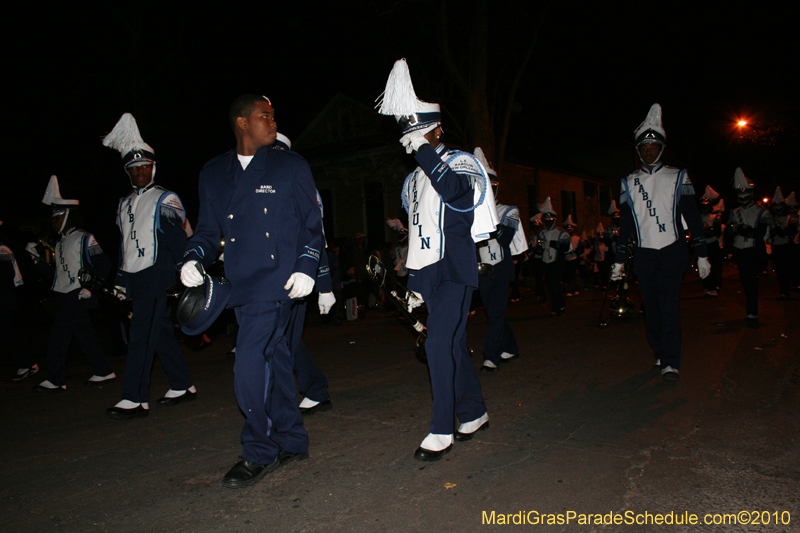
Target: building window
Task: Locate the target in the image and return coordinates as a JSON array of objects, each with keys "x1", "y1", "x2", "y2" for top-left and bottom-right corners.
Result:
[
  {"x1": 600, "y1": 185, "x2": 612, "y2": 216},
  {"x1": 561, "y1": 190, "x2": 577, "y2": 224}
]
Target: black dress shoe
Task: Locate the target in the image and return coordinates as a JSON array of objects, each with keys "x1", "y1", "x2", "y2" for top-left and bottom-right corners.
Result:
[
  {"x1": 222, "y1": 456, "x2": 280, "y2": 489},
  {"x1": 157, "y1": 390, "x2": 197, "y2": 406},
  {"x1": 278, "y1": 450, "x2": 309, "y2": 466},
  {"x1": 455, "y1": 421, "x2": 490, "y2": 442},
  {"x1": 106, "y1": 406, "x2": 149, "y2": 420},
  {"x1": 413, "y1": 444, "x2": 453, "y2": 461},
  {"x1": 299, "y1": 399, "x2": 332, "y2": 416}
]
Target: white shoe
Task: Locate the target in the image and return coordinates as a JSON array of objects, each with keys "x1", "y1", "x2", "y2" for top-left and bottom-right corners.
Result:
[
  {"x1": 163, "y1": 385, "x2": 197, "y2": 398},
  {"x1": 457, "y1": 412, "x2": 489, "y2": 434},
  {"x1": 661, "y1": 366, "x2": 679, "y2": 381},
  {"x1": 299, "y1": 397, "x2": 320, "y2": 409},
  {"x1": 419, "y1": 433, "x2": 454, "y2": 452},
  {"x1": 114, "y1": 399, "x2": 141, "y2": 409},
  {"x1": 36, "y1": 380, "x2": 64, "y2": 390},
  {"x1": 13, "y1": 364, "x2": 39, "y2": 381},
  {"x1": 654, "y1": 359, "x2": 661, "y2": 367},
  {"x1": 86, "y1": 372, "x2": 116, "y2": 383}
]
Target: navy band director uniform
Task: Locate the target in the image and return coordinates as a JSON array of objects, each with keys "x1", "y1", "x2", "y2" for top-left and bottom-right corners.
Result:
[{"x1": 184, "y1": 146, "x2": 323, "y2": 465}]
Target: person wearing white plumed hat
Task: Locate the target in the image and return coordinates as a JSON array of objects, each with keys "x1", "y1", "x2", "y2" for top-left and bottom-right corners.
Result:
[
  {"x1": 592, "y1": 222, "x2": 607, "y2": 288},
  {"x1": 601, "y1": 200, "x2": 622, "y2": 286},
  {"x1": 28, "y1": 176, "x2": 116, "y2": 392},
  {"x1": 562, "y1": 214, "x2": 581, "y2": 297},
  {"x1": 613, "y1": 104, "x2": 710, "y2": 382},
  {"x1": 534, "y1": 197, "x2": 571, "y2": 316},
  {"x1": 727, "y1": 167, "x2": 772, "y2": 324},
  {"x1": 527, "y1": 213, "x2": 547, "y2": 302},
  {"x1": 102, "y1": 113, "x2": 196, "y2": 419},
  {"x1": 272, "y1": 131, "x2": 336, "y2": 415},
  {"x1": 767, "y1": 186, "x2": 793, "y2": 299},
  {"x1": 473, "y1": 147, "x2": 528, "y2": 373},
  {"x1": 700, "y1": 185, "x2": 725, "y2": 296},
  {"x1": 377, "y1": 59, "x2": 497, "y2": 460}
]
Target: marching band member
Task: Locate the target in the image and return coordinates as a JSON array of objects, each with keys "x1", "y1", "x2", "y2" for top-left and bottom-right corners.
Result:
[
  {"x1": 30, "y1": 176, "x2": 115, "y2": 391},
  {"x1": 700, "y1": 186, "x2": 725, "y2": 296},
  {"x1": 613, "y1": 104, "x2": 710, "y2": 381},
  {"x1": 767, "y1": 187, "x2": 793, "y2": 300},
  {"x1": 275, "y1": 133, "x2": 335, "y2": 416},
  {"x1": 378, "y1": 59, "x2": 498, "y2": 460},
  {"x1": 727, "y1": 167, "x2": 771, "y2": 327},
  {"x1": 536, "y1": 197, "x2": 571, "y2": 316},
  {"x1": 182, "y1": 95, "x2": 323, "y2": 488},
  {"x1": 103, "y1": 113, "x2": 195, "y2": 419},
  {"x1": 473, "y1": 147, "x2": 527, "y2": 373},
  {"x1": 563, "y1": 215, "x2": 581, "y2": 297}
]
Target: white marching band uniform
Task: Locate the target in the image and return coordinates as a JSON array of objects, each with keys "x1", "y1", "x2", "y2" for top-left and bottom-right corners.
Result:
[{"x1": 402, "y1": 148, "x2": 499, "y2": 270}]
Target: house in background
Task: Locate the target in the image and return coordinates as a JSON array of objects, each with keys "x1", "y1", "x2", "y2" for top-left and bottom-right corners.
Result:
[{"x1": 293, "y1": 93, "x2": 622, "y2": 251}]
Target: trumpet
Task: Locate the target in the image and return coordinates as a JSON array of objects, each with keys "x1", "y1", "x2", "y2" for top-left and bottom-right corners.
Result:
[
  {"x1": 78, "y1": 268, "x2": 133, "y2": 320},
  {"x1": 599, "y1": 234, "x2": 637, "y2": 327},
  {"x1": 366, "y1": 254, "x2": 427, "y2": 360}
]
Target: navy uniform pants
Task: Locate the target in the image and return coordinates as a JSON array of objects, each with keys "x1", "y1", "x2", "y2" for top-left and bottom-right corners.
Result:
[
  {"x1": 633, "y1": 240, "x2": 688, "y2": 369},
  {"x1": 478, "y1": 270, "x2": 518, "y2": 366},
  {"x1": 289, "y1": 301, "x2": 329, "y2": 403},
  {"x1": 733, "y1": 247, "x2": 762, "y2": 316},
  {"x1": 234, "y1": 300, "x2": 308, "y2": 465},
  {"x1": 122, "y1": 297, "x2": 192, "y2": 403},
  {"x1": 425, "y1": 281, "x2": 486, "y2": 435},
  {"x1": 46, "y1": 292, "x2": 112, "y2": 386},
  {"x1": 542, "y1": 261, "x2": 565, "y2": 312}
]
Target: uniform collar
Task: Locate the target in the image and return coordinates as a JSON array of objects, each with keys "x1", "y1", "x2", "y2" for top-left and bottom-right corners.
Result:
[
  {"x1": 640, "y1": 162, "x2": 664, "y2": 175},
  {"x1": 133, "y1": 182, "x2": 157, "y2": 195}
]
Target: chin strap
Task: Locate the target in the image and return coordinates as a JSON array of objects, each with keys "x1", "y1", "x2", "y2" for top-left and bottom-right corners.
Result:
[{"x1": 58, "y1": 211, "x2": 70, "y2": 234}]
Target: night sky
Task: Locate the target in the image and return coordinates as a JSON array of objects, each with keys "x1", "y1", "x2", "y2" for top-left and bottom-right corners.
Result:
[{"x1": 5, "y1": 1, "x2": 795, "y2": 246}]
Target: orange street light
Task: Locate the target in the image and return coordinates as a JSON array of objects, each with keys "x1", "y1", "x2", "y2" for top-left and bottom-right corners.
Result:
[{"x1": 737, "y1": 120, "x2": 747, "y2": 126}]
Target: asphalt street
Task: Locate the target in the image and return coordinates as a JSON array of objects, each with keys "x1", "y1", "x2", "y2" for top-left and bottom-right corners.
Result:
[{"x1": 1, "y1": 264, "x2": 797, "y2": 533}]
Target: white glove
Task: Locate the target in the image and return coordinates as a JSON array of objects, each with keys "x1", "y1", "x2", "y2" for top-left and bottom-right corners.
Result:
[
  {"x1": 284, "y1": 272, "x2": 314, "y2": 299},
  {"x1": 400, "y1": 131, "x2": 429, "y2": 154},
  {"x1": 180, "y1": 260, "x2": 204, "y2": 287},
  {"x1": 610, "y1": 263, "x2": 624, "y2": 281},
  {"x1": 407, "y1": 290, "x2": 424, "y2": 312},
  {"x1": 697, "y1": 257, "x2": 711, "y2": 279},
  {"x1": 114, "y1": 286, "x2": 127, "y2": 301},
  {"x1": 318, "y1": 292, "x2": 336, "y2": 314},
  {"x1": 78, "y1": 288, "x2": 92, "y2": 299},
  {"x1": 26, "y1": 242, "x2": 40, "y2": 259}
]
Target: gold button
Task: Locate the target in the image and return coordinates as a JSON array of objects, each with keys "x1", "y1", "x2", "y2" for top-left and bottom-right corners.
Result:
[
  {"x1": 264, "y1": 208, "x2": 268, "y2": 214},
  {"x1": 228, "y1": 214, "x2": 233, "y2": 219},
  {"x1": 230, "y1": 238, "x2": 236, "y2": 242},
  {"x1": 270, "y1": 254, "x2": 275, "y2": 259},
  {"x1": 265, "y1": 232, "x2": 270, "y2": 238}
]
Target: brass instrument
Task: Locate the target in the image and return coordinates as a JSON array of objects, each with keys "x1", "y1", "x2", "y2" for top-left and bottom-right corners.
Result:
[
  {"x1": 78, "y1": 268, "x2": 133, "y2": 320},
  {"x1": 366, "y1": 254, "x2": 427, "y2": 360},
  {"x1": 599, "y1": 234, "x2": 637, "y2": 327}
]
